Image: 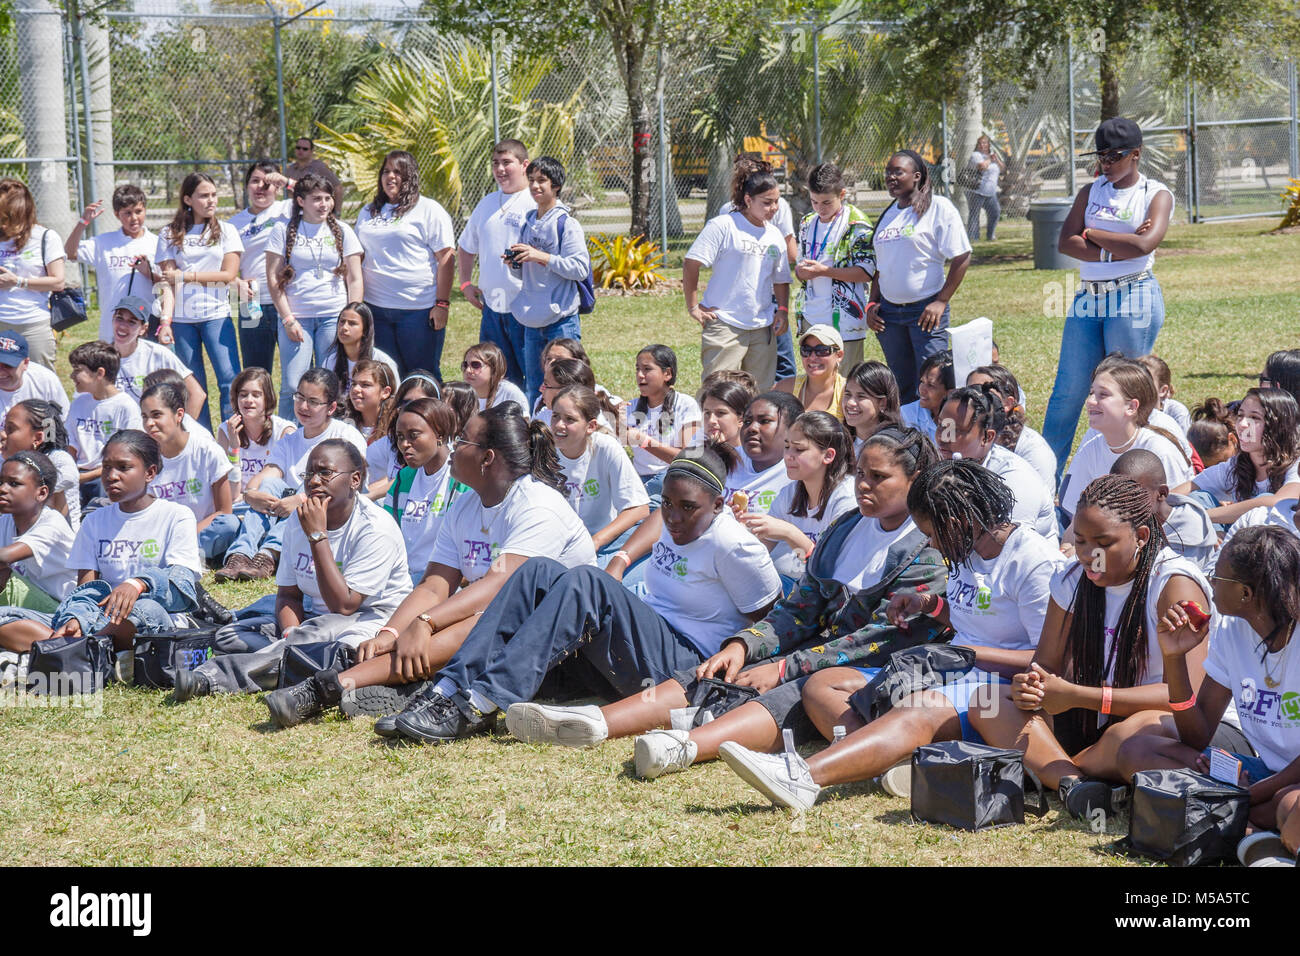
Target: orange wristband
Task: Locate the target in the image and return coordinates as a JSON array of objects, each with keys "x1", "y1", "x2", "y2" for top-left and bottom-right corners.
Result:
[
  {"x1": 1101, "y1": 685, "x2": 1113, "y2": 716},
  {"x1": 1169, "y1": 694, "x2": 1197, "y2": 712}
]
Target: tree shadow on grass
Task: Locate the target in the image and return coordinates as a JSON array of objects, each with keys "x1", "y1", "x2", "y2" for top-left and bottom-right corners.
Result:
[{"x1": 683, "y1": 801, "x2": 791, "y2": 816}]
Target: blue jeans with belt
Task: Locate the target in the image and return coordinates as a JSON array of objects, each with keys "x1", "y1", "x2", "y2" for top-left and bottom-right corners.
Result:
[
  {"x1": 1041, "y1": 275, "x2": 1166, "y2": 482},
  {"x1": 368, "y1": 303, "x2": 444, "y2": 382},
  {"x1": 874, "y1": 294, "x2": 951, "y2": 405},
  {"x1": 436, "y1": 557, "x2": 703, "y2": 710},
  {"x1": 225, "y1": 477, "x2": 292, "y2": 559},
  {"x1": 277, "y1": 313, "x2": 338, "y2": 420},
  {"x1": 173, "y1": 317, "x2": 242, "y2": 430}
]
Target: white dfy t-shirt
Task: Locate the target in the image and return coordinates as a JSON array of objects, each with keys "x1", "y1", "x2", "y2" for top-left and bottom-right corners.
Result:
[
  {"x1": 687, "y1": 212, "x2": 791, "y2": 330},
  {"x1": 724, "y1": 451, "x2": 793, "y2": 517},
  {"x1": 871, "y1": 196, "x2": 970, "y2": 304},
  {"x1": 558, "y1": 432, "x2": 650, "y2": 536},
  {"x1": 429, "y1": 476, "x2": 595, "y2": 583},
  {"x1": 1080, "y1": 175, "x2": 1173, "y2": 281},
  {"x1": 766, "y1": 477, "x2": 857, "y2": 580},
  {"x1": 217, "y1": 415, "x2": 296, "y2": 489},
  {"x1": 396, "y1": 460, "x2": 464, "y2": 582},
  {"x1": 458, "y1": 188, "x2": 536, "y2": 313},
  {"x1": 153, "y1": 434, "x2": 231, "y2": 520},
  {"x1": 228, "y1": 200, "x2": 292, "y2": 304},
  {"x1": 625, "y1": 394, "x2": 702, "y2": 476},
  {"x1": 264, "y1": 418, "x2": 367, "y2": 488},
  {"x1": 276, "y1": 494, "x2": 412, "y2": 628},
  {"x1": 77, "y1": 228, "x2": 158, "y2": 339},
  {"x1": 0, "y1": 362, "x2": 71, "y2": 420},
  {"x1": 354, "y1": 196, "x2": 454, "y2": 310},
  {"x1": 0, "y1": 508, "x2": 77, "y2": 600},
  {"x1": 68, "y1": 391, "x2": 143, "y2": 470},
  {"x1": 69, "y1": 498, "x2": 204, "y2": 586},
  {"x1": 267, "y1": 219, "x2": 362, "y2": 317},
  {"x1": 947, "y1": 525, "x2": 1065, "y2": 651},
  {"x1": 642, "y1": 508, "x2": 782, "y2": 658},
  {"x1": 1204, "y1": 614, "x2": 1300, "y2": 774},
  {"x1": 155, "y1": 222, "x2": 244, "y2": 322},
  {"x1": 116, "y1": 339, "x2": 191, "y2": 403}
]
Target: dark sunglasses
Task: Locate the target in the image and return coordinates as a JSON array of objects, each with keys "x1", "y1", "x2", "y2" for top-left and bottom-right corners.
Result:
[
  {"x1": 461, "y1": 360, "x2": 486, "y2": 371},
  {"x1": 1097, "y1": 149, "x2": 1134, "y2": 166},
  {"x1": 800, "y1": 344, "x2": 839, "y2": 358}
]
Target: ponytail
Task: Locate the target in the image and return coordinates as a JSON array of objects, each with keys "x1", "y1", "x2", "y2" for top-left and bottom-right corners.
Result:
[{"x1": 526, "y1": 419, "x2": 565, "y2": 493}]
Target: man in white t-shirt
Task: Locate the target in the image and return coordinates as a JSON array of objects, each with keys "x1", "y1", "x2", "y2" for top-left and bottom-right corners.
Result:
[
  {"x1": 459, "y1": 139, "x2": 535, "y2": 390},
  {"x1": 64, "y1": 184, "x2": 158, "y2": 342},
  {"x1": 0, "y1": 331, "x2": 70, "y2": 422}
]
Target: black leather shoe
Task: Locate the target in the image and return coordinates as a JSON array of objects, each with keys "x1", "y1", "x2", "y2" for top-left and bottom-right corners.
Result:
[
  {"x1": 264, "y1": 679, "x2": 323, "y2": 728},
  {"x1": 342, "y1": 680, "x2": 430, "y2": 719},
  {"x1": 393, "y1": 690, "x2": 494, "y2": 744},
  {"x1": 1059, "y1": 775, "x2": 1129, "y2": 821},
  {"x1": 192, "y1": 582, "x2": 234, "y2": 626},
  {"x1": 172, "y1": 668, "x2": 211, "y2": 702}
]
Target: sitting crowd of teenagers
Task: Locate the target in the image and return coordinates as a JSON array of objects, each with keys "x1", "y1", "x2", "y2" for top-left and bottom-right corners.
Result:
[{"x1": 9, "y1": 140, "x2": 1300, "y2": 866}]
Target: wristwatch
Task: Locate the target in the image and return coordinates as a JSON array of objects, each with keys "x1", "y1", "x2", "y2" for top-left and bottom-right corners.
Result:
[{"x1": 308, "y1": 530, "x2": 327, "y2": 543}]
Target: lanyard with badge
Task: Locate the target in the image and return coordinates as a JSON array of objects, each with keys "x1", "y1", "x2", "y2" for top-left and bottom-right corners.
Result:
[{"x1": 804, "y1": 209, "x2": 842, "y2": 301}]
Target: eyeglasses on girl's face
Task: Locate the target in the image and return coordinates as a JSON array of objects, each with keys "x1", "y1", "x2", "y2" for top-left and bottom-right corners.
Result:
[
  {"x1": 461, "y1": 360, "x2": 485, "y2": 372},
  {"x1": 450, "y1": 435, "x2": 483, "y2": 450},
  {"x1": 293, "y1": 391, "x2": 329, "y2": 408}
]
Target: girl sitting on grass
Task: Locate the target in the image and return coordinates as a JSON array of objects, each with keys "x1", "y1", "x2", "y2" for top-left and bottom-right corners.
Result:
[
  {"x1": 344, "y1": 359, "x2": 400, "y2": 500},
  {"x1": 965, "y1": 364, "x2": 1056, "y2": 489},
  {"x1": 386, "y1": 398, "x2": 466, "y2": 586},
  {"x1": 3, "y1": 400, "x2": 80, "y2": 533},
  {"x1": 697, "y1": 374, "x2": 755, "y2": 452},
  {"x1": 216, "y1": 367, "x2": 296, "y2": 504},
  {"x1": 623, "y1": 345, "x2": 702, "y2": 506},
  {"x1": 898, "y1": 350, "x2": 953, "y2": 444},
  {"x1": 463, "y1": 342, "x2": 528, "y2": 416},
  {"x1": 324, "y1": 302, "x2": 399, "y2": 394},
  {"x1": 841, "y1": 360, "x2": 901, "y2": 458},
  {"x1": 0, "y1": 452, "x2": 76, "y2": 610}
]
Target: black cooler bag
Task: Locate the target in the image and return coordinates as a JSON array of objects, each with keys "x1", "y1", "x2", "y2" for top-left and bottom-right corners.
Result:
[
  {"x1": 133, "y1": 628, "x2": 219, "y2": 689},
  {"x1": 910, "y1": 740, "x2": 1046, "y2": 831},
  {"x1": 1125, "y1": 769, "x2": 1250, "y2": 866},
  {"x1": 26, "y1": 634, "x2": 116, "y2": 695}
]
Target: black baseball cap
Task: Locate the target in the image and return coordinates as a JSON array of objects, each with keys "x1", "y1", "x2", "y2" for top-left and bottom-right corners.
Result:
[{"x1": 1082, "y1": 117, "x2": 1143, "y2": 155}]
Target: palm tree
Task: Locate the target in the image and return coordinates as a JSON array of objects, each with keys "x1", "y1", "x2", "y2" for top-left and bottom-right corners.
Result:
[{"x1": 315, "y1": 34, "x2": 585, "y2": 221}]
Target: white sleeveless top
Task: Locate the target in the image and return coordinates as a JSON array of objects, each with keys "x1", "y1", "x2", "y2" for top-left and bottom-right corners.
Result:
[{"x1": 1080, "y1": 174, "x2": 1172, "y2": 281}]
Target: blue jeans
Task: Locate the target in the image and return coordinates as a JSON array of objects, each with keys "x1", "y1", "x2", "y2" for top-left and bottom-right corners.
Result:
[
  {"x1": 437, "y1": 556, "x2": 703, "y2": 710},
  {"x1": 200, "y1": 511, "x2": 243, "y2": 562},
  {"x1": 226, "y1": 477, "x2": 292, "y2": 559},
  {"x1": 966, "y1": 192, "x2": 1001, "y2": 241},
  {"x1": 480, "y1": 306, "x2": 527, "y2": 390},
  {"x1": 277, "y1": 314, "x2": 338, "y2": 420},
  {"x1": 775, "y1": 324, "x2": 796, "y2": 381},
  {"x1": 368, "y1": 303, "x2": 444, "y2": 382},
  {"x1": 173, "y1": 317, "x2": 242, "y2": 430},
  {"x1": 7, "y1": 565, "x2": 201, "y2": 639},
  {"x1": 238, "y1": 299, "x2": 279, "y2": 375},
  {"x1": 874, "y1": 295, "x2": 950, "y2": 405},
  {"x1": 1042, "y1": 275, "x2": 1166, "y2": 481},
  {"x1": 523, "y1": 314, "x2": 581, "y2": 411}
]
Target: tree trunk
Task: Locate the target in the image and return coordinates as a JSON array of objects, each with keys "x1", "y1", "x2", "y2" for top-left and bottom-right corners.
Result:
[
  {"x1": 705, "y1": 140, "x2": 732, "y2": 219},
  {"x1": 624, "y1": 40, "x2": 651, "y2": 239},
  {"x1": 16, "y1": 1, "x2": 75, "y2": 236},
  {"x1": 952, "y1": 55, "x2": 983, "y2": 220},
  {"x1": 1099, "y1": 44, "x2": 1121, "y2": 120},
  {"x1": 86, "y1": 20, "x2": 115, "y2": 213}
]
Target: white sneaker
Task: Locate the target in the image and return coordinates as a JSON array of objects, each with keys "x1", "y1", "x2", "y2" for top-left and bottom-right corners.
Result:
[
  {"x1": 505, "y1": 702, "x2": 609, "y2": 748},
  {"x1": 718, "y1": 741, "x2": 821, "y2": 811},
  {"x1": 879, "y1": 760, "x2": 912, "y2": 799},
  {"x1": 1237, "y1": 830, "x2": 1289, "y2": 867},
  {"x1": 634, "y1": 729, "x2": 698, "y2": 779}
]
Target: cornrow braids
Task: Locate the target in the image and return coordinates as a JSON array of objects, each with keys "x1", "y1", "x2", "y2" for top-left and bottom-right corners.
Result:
[
  {"x1": 970, "y1": 364, "x2": 1026, "y2": 452},
  {"x1": 906, "y1": 459, "x2": 1015, "y2": 569},
  {"x1": 1061, "y1": 473, "x2": 1168, "y2": 750}
]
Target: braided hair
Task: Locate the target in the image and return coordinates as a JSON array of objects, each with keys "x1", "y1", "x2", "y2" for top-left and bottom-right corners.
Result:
[
  {"x1": 939, "y1": 385, "x2": 1006, "y2": 456},
  {"x1": 13, "y1": 399, "x2": 68, "y2": 456},
  {"x1": 969, "y1": 364, "x2": 1026, "y2": 452},
  {"x1": 280, "y1": 174, "x2": 346, "y2": 287},
  {"x1": 1061, "y1": 474, "x2": 1168, "y2": 749},
  {"x1": 906, "y1": 459, "x2": 1015, "y2": 569}
]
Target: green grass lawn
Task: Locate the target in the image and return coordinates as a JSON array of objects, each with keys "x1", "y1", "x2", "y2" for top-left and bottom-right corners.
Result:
[{"x1": 5, "y1": 218, "x2": 1297, "y2": 866}]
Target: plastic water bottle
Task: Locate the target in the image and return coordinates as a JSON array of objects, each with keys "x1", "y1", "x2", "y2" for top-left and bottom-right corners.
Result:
[
  {"x1": 832, "y1": 725, "x2": 846, "y2": 743},
  {"x1": 246, "y1": 279, "x2": 263, "y2": 323}
]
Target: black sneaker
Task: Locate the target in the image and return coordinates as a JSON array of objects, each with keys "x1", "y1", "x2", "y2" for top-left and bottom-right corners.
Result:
[
  {"x1": 263, "y1": 679, "x2": 323, "y2": 729},
  {"x1": 1059, "y1": 775, "x2": 1129, "y2": 821},
  {"x1": 172, "y1": 668, "x2": 211, "y2": 702},
  {"x1": 373, "y1": 713, "x2": 403, "y2": 739},
  {"x1": 192, "y1": 582, "x2": 234, "y2": 626},
  {"x1": 340, "y1": 680, "x2": 431, "y2": 719},
  {"x1": 393, "y1": 690, "x2": 495, "y2": 744}
]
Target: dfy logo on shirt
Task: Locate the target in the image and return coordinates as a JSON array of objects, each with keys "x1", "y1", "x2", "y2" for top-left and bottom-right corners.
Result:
[
  {"x1": 462, "y1": 538, "x2": 502, "y2": 568},
  {"x1": 873, "y1": 222, "x2": 916, "y2": 243},
  {"x1": 97, "y1": 538, "x2": 161, "y2": 562},
  {"x1": 948, "y1": 578, "x2": 994, "y2": 614},
  {"x1": 1087, "y1": 198, "x2": 1138, "y2": 223},
  {"x1": 152, "y1": 478, "x2": 202, "y2": 500},
  {"x1": 404, "y1": 492, "x2": 451, "y2": 522},
  {"x1": 1237, "y1": 680, "x2": 1300, "y2": 726},
  {"x1": 106, "y1": 253, "x2": 140, "y2": 268},
  {"x1": 565, "y1": 478, "x2": 601, "y2": 501},
  {"x1": 651, "y1": 541, "x2": 688, "y2": 578},
  {"x1": 292, "y1": 551, "x2": 344, "y2": 576}
]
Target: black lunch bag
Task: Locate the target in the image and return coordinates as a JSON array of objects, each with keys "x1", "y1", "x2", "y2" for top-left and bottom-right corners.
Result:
[
  {"x1": 910, "y1": 740, "x2": 1048, "y2": 831},
  {"x1": 26, "y1": 633, "x2": 116, "y2": 695},
  {"x1": 133, "y1": 628, "x2": 220, "y2": 689},
  {"x1": 1122, "y1": 769, "x2": 1250, "y2": 867}
]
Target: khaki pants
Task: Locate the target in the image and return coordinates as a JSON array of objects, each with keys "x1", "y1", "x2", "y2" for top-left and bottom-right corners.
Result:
[
  {"x1": 1, "y1": 321, "x2": 55, "y2": 370},
  {"x1": 701, "y1": 321, "x2": 778, "y2": 391},
  {"x1": 841, "y1": 337, "x2": 865, "y2": 371}
]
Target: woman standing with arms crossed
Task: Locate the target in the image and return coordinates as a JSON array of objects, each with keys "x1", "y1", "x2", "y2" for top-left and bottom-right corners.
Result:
[
  {"x1": 865, "y1": 150, "x2": 970, "y2": 406},
  {"x1": 1041, "y1": 118, "x2": 1174, "y2": 483},
  {"x1": 354, "y1": 151, "x2": 455, "y2": 381},
  {"x1": 156, "y1": 172, "x2": 244, "y2": 430},
  {"x1": 683, "y1": 159, "x2": 791, "y2": 390}
]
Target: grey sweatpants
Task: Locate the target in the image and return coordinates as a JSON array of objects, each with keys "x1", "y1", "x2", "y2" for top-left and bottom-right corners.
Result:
[{"x1": 195, "y1": 613, "x2": 375, "y2": 694}]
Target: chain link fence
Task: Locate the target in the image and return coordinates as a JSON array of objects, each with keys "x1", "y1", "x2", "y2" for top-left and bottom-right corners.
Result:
[{"x1": 6, "y1": 2, "x2": 1298, "y2": 260}]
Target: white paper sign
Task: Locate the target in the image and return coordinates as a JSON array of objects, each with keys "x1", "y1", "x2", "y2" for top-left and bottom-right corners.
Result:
[{"x1": 949, "y1": 316, "x2": 994, "y2": 388}]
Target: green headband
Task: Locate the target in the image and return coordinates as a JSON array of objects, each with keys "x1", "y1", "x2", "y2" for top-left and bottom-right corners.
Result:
[{"x1": 665, "y1": 458, "x2": 725, "y2": 495}]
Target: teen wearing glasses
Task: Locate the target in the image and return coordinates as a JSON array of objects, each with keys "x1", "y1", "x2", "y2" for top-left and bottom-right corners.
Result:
[
  {"x1": 173, "y1": 438, "x2": 411, "y2": 702},
  {"x1": 213, "y1": 368, "x2": 366, "y2": 582},
  {"x1": 1041, "y1": 118, "x2": 1175, "y2": 484},
  {"x1": 776, "y1": 325, "x2": 847, "y2": 417}
]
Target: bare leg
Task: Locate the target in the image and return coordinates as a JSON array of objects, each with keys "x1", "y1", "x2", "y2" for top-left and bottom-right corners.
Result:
[
  {"x1": 967, "y1": 687, "x2": 1079, "y2": 789},
  {"x1": 600, "y1": 679, "x2": 689, "y2": 738},
  {"x1": 0, "y1": 620, "x2": 54, "y2": 653},
  {"x1": 801, "y1": 667, "x2": 870, "y2": 740},
  {"x1": 1074, "y1": 710, "x2": 1173, "y2": 783},
  {"x1": 687, "y1": 700, "x2": 783, "y2": 761},
  {"x1": 1277, "y1": 786, "x2": 1300, "y2": 855},
  {"x1": 805, "y1": 690, "x2": 961, "y2": 786},
  {"x1": 338, "y1": 616, "x2": 478, "y2": 689},
  {"x1": 1114, "y1": 731, "x2": 1201, "y2": 781}
]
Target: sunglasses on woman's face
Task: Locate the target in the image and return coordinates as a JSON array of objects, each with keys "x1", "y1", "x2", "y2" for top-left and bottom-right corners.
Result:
[
  {"x1": 1097, "y1": 149, "x2": 1133, "y2": 166},
  {"x1": 461, "y1": 360, "x2": 485, "y2": 372},
  {"x1": 800, "y1": 344, "x2": 838, "y2": 358}
]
